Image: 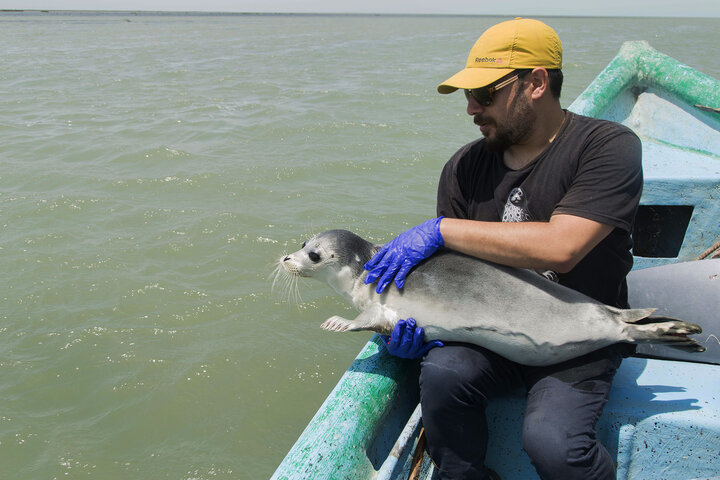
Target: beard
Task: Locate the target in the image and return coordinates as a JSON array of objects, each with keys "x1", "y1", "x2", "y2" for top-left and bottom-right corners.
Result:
[{"x1": 482, "y1": 87, "x2": 536, "y2": 152}]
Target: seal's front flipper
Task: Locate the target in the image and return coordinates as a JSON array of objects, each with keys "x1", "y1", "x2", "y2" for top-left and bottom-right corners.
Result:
[
  {"x1": 321, "y1": 315, "x2": 366, "y2": 332},
  {"x1": 320, "y1": 303, "x2": 396, "y2": 335}
]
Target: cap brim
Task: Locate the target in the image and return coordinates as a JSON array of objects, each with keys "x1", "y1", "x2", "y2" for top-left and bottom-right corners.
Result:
[{"x1": 437, "y1": 67, "x2": 514, "y2": 94}]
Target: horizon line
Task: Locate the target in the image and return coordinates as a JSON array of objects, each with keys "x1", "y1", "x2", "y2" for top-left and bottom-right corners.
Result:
[{"x1": 1, "y1": 9, "x2": 717, "y2": 19}]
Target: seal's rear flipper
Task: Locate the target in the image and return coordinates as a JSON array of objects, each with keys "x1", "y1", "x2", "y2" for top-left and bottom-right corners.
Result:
[
  {"x1": 627, "y1": 316, "x2": 705, "y2": 352},
  {"x1": 627, "y1": 259, "x2": 720, "y2": 364}
]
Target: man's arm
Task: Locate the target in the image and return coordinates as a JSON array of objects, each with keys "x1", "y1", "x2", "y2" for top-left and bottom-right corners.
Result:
[
  {"x1": 440, "y1": 214, "x2": 614, "y2": 274},
  {"x1": 364, "y1": 214, "x2": 613, "y2": 293}
]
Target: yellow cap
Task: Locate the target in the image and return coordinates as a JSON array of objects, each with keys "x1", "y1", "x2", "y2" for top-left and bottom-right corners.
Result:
[{"x1": 438, "y1": 18, "x2": 562, "y2": 94}]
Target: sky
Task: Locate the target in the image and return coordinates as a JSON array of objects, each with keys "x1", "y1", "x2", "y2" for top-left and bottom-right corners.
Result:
[{"x1": 2, "y1": 0, "x2": 719, "y2": 17}]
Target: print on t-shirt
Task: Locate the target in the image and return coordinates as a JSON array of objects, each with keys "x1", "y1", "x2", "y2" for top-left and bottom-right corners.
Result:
[{"x1": 502, "y1": 187, "x2": 532, "y2": 222}]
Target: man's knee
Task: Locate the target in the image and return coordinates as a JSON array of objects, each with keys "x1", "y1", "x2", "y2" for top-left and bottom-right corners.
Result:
[
  {"x1": 522, "y1": 419, "x2": 615, "y2": 480},
  {"x1": 522, "y1": 420, "x2": 569, "y2": 476}
]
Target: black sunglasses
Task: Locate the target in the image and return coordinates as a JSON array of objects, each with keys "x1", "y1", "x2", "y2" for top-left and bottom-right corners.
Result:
[{"x1": 464, "y1": 70, "x2": 531, "y2": 107}]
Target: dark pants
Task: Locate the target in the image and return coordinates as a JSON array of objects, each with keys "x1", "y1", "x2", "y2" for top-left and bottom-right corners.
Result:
[{"x1": 419, "y1": 342, "x2": 625, "y2": 480}]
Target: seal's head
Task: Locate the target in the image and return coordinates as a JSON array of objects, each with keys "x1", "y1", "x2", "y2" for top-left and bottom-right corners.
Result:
[
  {"x1": 275, "y1": 230, "x2": 378, "y2": 300},
  {"x1": 281, "y1": 230, "x2": 376, "y2": 279}
]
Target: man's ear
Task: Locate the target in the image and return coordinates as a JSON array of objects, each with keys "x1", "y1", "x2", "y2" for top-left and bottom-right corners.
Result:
[{"x1": 528, "y1": 67, "x2": 550, "y2": 100}]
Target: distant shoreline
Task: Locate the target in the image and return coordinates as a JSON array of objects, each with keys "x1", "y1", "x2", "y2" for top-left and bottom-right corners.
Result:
[{"x1": 0, "y1": 10, "x2": 714, "y2": 19}]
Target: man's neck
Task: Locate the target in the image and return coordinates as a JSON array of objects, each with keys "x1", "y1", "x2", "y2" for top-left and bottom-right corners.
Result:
[{"x1": 503, "y1": 107, "x2": 567, "y2": 170}]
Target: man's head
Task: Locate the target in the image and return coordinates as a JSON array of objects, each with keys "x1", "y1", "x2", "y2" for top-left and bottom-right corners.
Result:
[
  {"x1": 438, "y1": 18, "x2": 563, "y2": 98},
  {"x1": 470, "y1": 69, "x2": 537, "y2": 151}
]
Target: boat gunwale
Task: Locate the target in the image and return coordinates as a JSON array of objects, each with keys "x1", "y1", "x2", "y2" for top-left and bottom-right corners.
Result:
[{"x1": 569, "y1": 40, "x2": 720, "y2": 127}]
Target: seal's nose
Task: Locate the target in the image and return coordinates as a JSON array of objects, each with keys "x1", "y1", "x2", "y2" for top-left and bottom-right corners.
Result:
[{"x1": 283, "y1": 256, "x2": 290, "y2": 262}]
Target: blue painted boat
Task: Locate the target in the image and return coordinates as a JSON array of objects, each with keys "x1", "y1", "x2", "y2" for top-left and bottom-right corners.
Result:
[{"x1": 270, "y1": 41, "x2": 720, "y2": 480}]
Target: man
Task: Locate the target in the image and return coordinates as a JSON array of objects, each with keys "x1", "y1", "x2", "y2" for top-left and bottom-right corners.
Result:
[{"x1": 364, "y1": 18, "x2": 643, "y2": 480}]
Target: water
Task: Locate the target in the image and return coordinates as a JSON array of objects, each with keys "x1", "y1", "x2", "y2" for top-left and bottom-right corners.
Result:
[{"x1": 0, "y1": 11, "x2": 718, "y2": 479}]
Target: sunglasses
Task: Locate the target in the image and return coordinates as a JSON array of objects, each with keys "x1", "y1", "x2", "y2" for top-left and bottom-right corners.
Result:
[{"x1": 464, "y1": 70, "x2": 529, "y2": 107}]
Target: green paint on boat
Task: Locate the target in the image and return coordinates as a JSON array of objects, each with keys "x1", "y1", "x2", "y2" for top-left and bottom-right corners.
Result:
[
  {"x1": 571, "y1": 40, "x2": 720, "y2": 123},
  {"x1": 270, "y1": 336, "x2": 420, "y2": 480}
]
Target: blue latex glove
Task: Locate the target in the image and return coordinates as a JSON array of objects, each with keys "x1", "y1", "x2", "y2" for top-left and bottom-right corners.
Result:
[
  {"x1": 381, "y1": 318, "x2": 444, "y2": 359},
  {"x1": 364, "y1": 217, "x2": 445, "y2": 294}
]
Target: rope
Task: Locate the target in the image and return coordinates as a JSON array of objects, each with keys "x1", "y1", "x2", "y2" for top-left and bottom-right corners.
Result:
[
  {"x1": 694, "y1": 104, "x2": 720, "y2": 114},
  {"x1": 408, "y1": 427, "x2": 427, "y2": 480},
  {"x1": 695, "y1": 239, "x2": 720, "y2": 260}
]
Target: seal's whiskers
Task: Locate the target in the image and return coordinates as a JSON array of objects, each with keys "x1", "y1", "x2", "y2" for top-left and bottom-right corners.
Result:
[{"x1": 271, "y1": 259, "x2": 303, "y2": 304}]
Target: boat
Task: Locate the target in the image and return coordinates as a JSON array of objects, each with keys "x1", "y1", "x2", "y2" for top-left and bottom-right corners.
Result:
[{"x1": 270, "y1": 41, "x2": 720, "y2": 480}]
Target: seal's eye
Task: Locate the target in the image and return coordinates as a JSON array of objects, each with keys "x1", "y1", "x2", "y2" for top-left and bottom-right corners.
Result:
[{"x1": 308, "y1": 251, "x2": 321, "y2": 263}]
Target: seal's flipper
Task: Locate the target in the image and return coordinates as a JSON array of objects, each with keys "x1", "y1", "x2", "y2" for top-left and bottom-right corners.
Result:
[
  {"x1": 321, "y1": 315, "x2": 359, "y2": 332},
  {"x1": 626, "y1": 317, "x2": 705, "y2": 352},
  {"x1": 320, "y1": 304, "x2": 396, "y2": 335}
]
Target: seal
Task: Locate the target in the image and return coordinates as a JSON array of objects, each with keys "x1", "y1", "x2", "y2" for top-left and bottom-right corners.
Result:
[{"x1": 276, "y1": 229, "x2": 705, "y2": 366}]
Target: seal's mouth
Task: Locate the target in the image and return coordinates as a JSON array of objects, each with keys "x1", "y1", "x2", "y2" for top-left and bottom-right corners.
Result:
[
  {"x1": 271, "y1": 257, "x2": 304, "y2": 303},
  {"x1": 281, "y1": 256, "x2": 309, "y2": 277}
]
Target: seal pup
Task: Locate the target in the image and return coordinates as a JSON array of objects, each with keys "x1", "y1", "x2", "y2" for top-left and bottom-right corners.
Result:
[{"x1": 277, "y1": 229, "x2": 704, "y2": 366}]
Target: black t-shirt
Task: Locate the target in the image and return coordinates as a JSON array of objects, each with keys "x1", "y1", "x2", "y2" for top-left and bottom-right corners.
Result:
[{"x1": 436, "y1": 111, "x2": 643, "y2": 308}]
